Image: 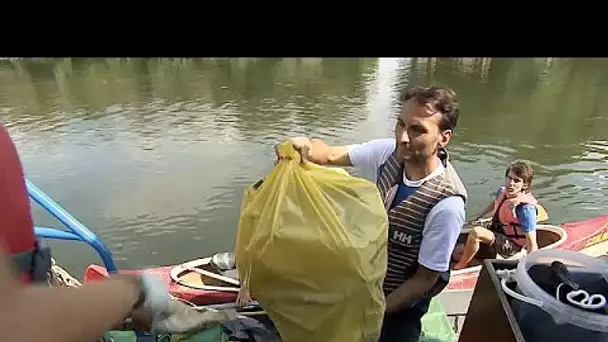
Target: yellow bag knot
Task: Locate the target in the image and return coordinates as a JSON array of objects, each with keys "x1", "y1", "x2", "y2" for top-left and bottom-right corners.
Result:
[{"x1": 276, "y1": 141, "x2": 304, "y2": 163}]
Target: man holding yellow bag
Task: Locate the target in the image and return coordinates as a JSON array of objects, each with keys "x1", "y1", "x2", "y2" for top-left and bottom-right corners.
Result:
[{"x1": 276, "y1": 85, "x2": 468, "y2": 342}]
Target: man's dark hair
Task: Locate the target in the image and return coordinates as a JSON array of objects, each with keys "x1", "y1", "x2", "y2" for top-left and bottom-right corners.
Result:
[{"x1": 400, "y1": 85, "x2": 460, "y2": 132}]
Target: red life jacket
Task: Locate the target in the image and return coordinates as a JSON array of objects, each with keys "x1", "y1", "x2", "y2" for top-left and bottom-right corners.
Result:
[
  {"x1": 0, "y1": 122, "x2": 50, "y2": 284},
  {"x1": 490, "y1": 187, "x2": 538, "y2": 246}
]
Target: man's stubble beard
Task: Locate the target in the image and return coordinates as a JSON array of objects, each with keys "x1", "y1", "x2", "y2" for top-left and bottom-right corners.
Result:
[{"x1": 397, "y1": 145, "x2": 440, "y2": 167}]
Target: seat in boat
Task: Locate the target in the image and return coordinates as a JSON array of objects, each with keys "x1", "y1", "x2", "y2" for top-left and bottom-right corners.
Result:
[
  {"x1": 170, "y1": 257, "x2": 241, "y2": 291},
  {"x1": 451, "y1": 224, "x2": 567, "y2": 270}
]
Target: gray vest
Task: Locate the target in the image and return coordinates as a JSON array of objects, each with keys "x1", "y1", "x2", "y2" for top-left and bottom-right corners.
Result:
[{"x1": 376, "y1": 148, "x2": 467, "y2": 296}]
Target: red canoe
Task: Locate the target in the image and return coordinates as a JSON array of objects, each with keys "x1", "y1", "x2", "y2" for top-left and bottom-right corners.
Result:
[
  {"x1": 84, "y1": 216, "x2": 608, "y2": 306},
  {"x1": 84, "y1": 257, "x2": 240, "y2": 306}
]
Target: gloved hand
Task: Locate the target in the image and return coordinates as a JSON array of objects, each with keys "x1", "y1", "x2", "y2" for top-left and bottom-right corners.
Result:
[
  {"x1": 138, "y1": 273, "x2": 172, "y2": 314},
  {"x1": 150, "y1": 300, "x2": 236, "y2": 334},
  {"x1": 116, "y1": 273, "x2": 171, "y2": 331},
  {"x1": 119, "y1": 273, "x2": 236, "y2": 334}
]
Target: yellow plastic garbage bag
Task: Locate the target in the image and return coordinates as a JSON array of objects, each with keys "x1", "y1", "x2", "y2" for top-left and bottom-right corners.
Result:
[{"x1": 234, "y1": 142, "x2": 389, "y2": 342}]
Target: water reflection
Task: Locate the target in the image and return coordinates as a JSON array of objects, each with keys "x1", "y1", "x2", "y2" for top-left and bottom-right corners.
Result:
[
  {"x1": 0, "y1": 57, "x2": 607, "y2": 273},
  {"x1": 402, "y1": 57, "x2": 608, "y2": 221}
]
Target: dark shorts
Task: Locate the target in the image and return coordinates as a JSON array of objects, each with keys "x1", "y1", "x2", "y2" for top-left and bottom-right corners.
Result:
[
  {"x1": 378, "y1": 297, "x2": 431, "y2": 342},
  {"x1": 491, "y1": 233, "x2": 523, "y2": 258}
]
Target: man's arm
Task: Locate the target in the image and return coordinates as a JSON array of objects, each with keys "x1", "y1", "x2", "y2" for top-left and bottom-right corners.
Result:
[
  {"x1": 279, "y1": 137, "x2": 353, "y2": 166},
  {"x1": 524, "y1": 231, "x2": 539, "y2": 253},
  {"x1": 517, "y1": 204, "x2": 538, "y2": 252},
  {"x1": 385, "y1": 196, "x2": 465, "y2": 313},
  {"x1": 385, "y1": 265, "x2": 441, "y2": 313},
  {"x1": 278, "y1": 137, "x2": 396, "y2": 177},
  {"x1": 0, "y1": 252, "x2": 157, "y2": 342}
]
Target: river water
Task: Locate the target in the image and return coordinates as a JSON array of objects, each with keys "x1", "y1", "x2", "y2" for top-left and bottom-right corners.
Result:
[{"x1": 1, "y1": 58, "x2": 607, "y2": 275}]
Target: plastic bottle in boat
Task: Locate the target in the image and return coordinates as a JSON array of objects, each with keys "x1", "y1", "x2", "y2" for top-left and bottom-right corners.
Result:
[{"x1": 211, "y1": 252, "x2": 236, "y2": 271}]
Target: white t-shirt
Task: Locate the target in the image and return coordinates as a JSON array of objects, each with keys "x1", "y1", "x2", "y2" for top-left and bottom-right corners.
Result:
[{"x1": 347, "y1": 138, "x2": 465, "y2": 273}]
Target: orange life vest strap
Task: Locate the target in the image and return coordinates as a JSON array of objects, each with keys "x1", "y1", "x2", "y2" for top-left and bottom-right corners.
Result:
[{"x1": 489, "y1": 196, "x2": 527, "y2": 240}]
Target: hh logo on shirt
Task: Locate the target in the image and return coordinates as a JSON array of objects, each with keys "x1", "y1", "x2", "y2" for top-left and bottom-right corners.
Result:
[{"x1": 392, "y1": 230, "x2": 413, "y2": 245}]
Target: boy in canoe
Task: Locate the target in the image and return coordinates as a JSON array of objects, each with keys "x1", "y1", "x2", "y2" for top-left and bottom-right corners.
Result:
[
  {"x1": 275, "y1": 85, "x2": 468, "y2": 342},
  {"x1": 453, "y1": 160, "x2": 547, "y2": 270}
]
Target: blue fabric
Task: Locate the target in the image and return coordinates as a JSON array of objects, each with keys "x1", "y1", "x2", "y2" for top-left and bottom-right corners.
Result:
[
  {"x1": 516, "y1": 203, "x2": 537, "y2": 232},
  {"x1": 390, "y1": 183, "x2": 419, "y2": 209}
]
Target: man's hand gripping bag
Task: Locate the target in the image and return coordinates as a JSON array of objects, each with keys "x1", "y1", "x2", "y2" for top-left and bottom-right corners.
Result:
[{"x1": 234, "y1": 142, "x2": 388, "y2": 342}]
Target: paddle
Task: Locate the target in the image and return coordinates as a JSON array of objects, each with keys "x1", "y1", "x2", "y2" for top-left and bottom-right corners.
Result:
[{"x1": 182, "y1": 267, "x2": 241, "y2": 287}]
